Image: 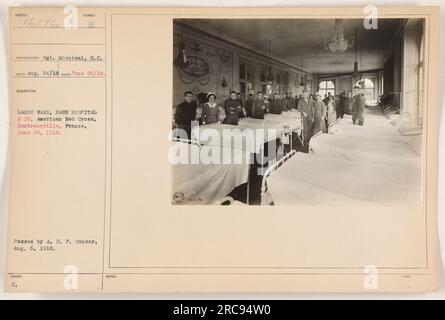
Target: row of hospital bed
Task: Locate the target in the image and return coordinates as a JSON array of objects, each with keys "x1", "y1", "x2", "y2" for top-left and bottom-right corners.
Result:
[
  {"x1": 261, "y1": 111, "x2": 423, "y2": 206},
  {"x1": 171, "y1": 111, "x2": 303, "y2": 205}
]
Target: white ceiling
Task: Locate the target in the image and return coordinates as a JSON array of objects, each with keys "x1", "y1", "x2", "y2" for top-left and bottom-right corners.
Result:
[{"x1": 178, "y1": 19, "x2": 401, "y2": 74}]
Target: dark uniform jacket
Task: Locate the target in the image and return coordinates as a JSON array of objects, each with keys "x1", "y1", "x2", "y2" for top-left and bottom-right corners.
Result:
[
  {"x1": 280, "y1": 99, "x2": 288, "y2": 111},
  {"x1": 174, "y1": 100, "x2": 197, "y2": 138},
  {"x1": 297, "y1": 99, "x2": 314, "y2": 122},
  {"x1": 252, "y1": 99, "x2": 267, "y2": 119},
  {"x1": 287, "y1": 96, "x2": 296, "y2": 109},
  {"x1": 245, "y1": 99, "x2": 255, "y2": 118},
  {"x1": 223, "y1": 99, "x2": 242, "y2": 125},
  {"x1": 269, "y1": 100, "x2": 283, "y2": 115},
  {"x1": 351, "y1": 94, "x2": 365, "y2": 115}
]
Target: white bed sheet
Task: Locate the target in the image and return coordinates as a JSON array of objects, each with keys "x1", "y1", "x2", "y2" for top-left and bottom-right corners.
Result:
[
  {"x1": 171, "y1": 142, "x2": 249, "y2": 205},
  {"x1": 238, "y1": 118, "x2": 284, "y2": 134},
  {"x1": 192, "y1": 123, "x2": 279, "y2": 154},
  {"x1": 309, "y1": 132, "x2": 420, "y2": 170},
  {"x1": 266, "y1": 152, "x2": 421, "y2": 206},
  {"x1": 263, "y1": 111, "x2": 302, "y2": 132},
  {"x1": 312, "y1": 111, "x2": 422, "y2": 170},
  {"x1": 329, "y1": 118, "x2": 407, "y2": 143}
]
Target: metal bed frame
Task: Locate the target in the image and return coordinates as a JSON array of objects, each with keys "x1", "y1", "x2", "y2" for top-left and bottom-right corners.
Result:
[
  {"x1": 307, "y1": 130, "x2": 323, "y2": 154},
  {"x1": 170, "y1": 136, "x2": 202, "y2": 147},
  {"x1": 260, "y1": 149, "x2": 297, "y2": 205},
  {"x1": 328, "y1": 119, "x2": 341, "y2": 134}
]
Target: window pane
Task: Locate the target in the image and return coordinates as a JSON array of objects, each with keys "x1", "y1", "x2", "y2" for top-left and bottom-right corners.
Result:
[
  {"x1": 319, "y1": 81, "x2": 335, "y2": 94},
  {"x1": 356, "y1": 78, "x2": 374, "y2": 89},
  {"x1": 319, "y1": 80, "x2": 335, "y2": 90}
]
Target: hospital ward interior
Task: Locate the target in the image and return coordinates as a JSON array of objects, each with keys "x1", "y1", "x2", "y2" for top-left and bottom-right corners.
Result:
[{"x1": 171, "y1": 18, "x2": 424, "y2": 206}]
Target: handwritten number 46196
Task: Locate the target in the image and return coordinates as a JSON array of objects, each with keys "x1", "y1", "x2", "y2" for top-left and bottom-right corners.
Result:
[
  {"x1": 22, "y1": 17, "x2": 60, "y2": 28},
  {"x1": 20, "y1": 6, "x2": 79, "y2": 29}
]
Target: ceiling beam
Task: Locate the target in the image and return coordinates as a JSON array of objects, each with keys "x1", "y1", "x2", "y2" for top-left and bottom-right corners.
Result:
[{"x1": 316, "y1": 68, "x2": 383, "y2": 79}]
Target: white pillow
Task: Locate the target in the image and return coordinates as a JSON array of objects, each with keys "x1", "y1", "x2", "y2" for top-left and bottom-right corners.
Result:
[
  {"x1": 388, "y1": 114, "x2": 401, "y2": 121},
  {"x1": 385, "y1": 110, "x2": 398, "y2": 119},
  {"x1": 390, "y1": 116, "x2": 406, "y2": 126}
]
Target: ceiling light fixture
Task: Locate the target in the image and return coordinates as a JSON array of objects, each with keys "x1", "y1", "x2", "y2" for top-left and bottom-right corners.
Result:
[
  {"x1": 325, "y1": 19, "x2": 353, "y2": 53},
  {"x1": 299, "y1": 58, "x2": 305, "y2": 86},
  {"x1": 267, "y1": 39, "x2": 274, "y2": 83},
  {"x1": 352, "y1": 28, "x2": 360, "y2": 77}
]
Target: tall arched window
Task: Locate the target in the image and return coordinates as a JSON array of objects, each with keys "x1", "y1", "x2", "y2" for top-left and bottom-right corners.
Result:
[
  {"x1": 319, "y1": 80, "x2": 335, "y2": 97},
  {"x1": 355, "y1": 78, "x2": 375, "y2": 102}
]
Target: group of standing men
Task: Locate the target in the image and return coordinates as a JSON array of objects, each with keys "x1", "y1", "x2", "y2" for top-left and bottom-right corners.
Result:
[
  {"x1": 174, "y1": 86, "x2": 365, "y2": 141},
  {"x1": 174, "y1": 90, "x2": 292, "y2": 138}
]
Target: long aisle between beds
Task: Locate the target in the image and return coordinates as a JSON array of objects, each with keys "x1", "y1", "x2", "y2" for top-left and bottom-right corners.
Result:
[{"x1": 264, "y1": 110, "x2": 423, "y2": 206}]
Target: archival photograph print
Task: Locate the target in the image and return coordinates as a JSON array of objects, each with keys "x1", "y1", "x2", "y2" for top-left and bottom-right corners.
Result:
[
  {"x1": 4, "y1": 6, "x2": 439, "y2": 294},
  {"x1": 170, "y1": 18, "x2": 425, "y2": 206}
]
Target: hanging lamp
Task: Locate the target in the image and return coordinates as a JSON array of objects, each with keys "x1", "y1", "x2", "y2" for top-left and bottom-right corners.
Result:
[
  {"x1": 266, "y1": 40, "x2": 274, "y2": 82},
  {"x1": 352, "y1": 28, "x2": 359, "y2": 77}
]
